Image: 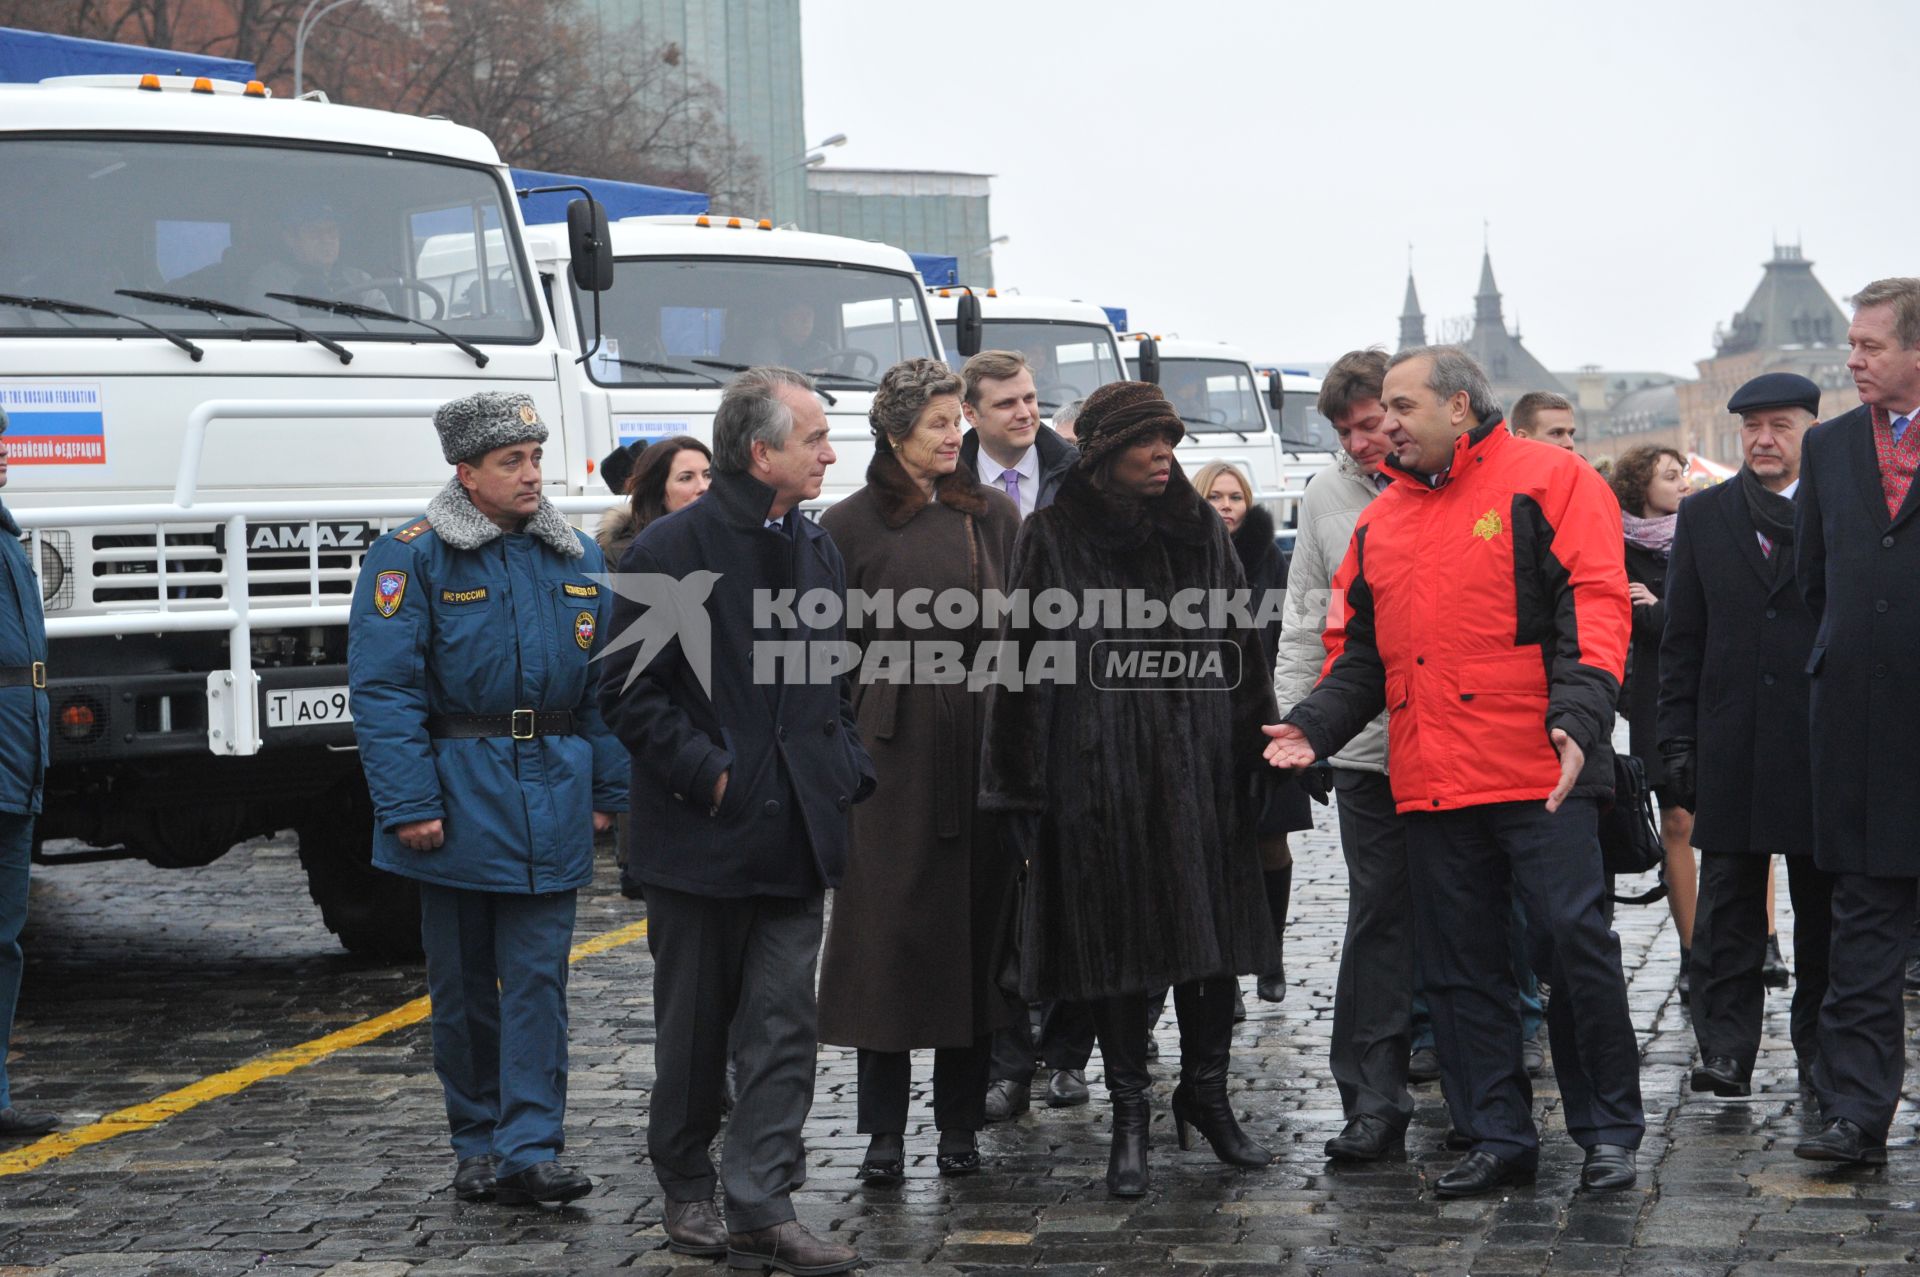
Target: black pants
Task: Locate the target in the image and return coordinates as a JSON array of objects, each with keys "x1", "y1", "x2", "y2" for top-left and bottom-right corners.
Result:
[
  {"x1": 1329, "y1": 768, "x2": 1415, "y2": 1131},
  {"x1": 1691, "y1": 852, "x2": 1833, "y2": 1074},
  {"x1": 988, "y1": 996, "x2": 1095, "y2": 1085},
  {"x1": 644, "y1": 885, "x2": 823, "y2": 1233},
  {"x1": 1814, "y1": 872, "x2": 1918, "y2": 1140},
  {"x1": 1406, "y1": 797, "x2": 1644, "y2": 1161},
  {"x1": 856, "y1": 1037, "x2": 991, "y2": 1134}
]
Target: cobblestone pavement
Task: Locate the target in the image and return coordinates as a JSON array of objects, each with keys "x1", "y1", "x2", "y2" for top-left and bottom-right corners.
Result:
[{"x1": 2, "y1": 804, "x2": 1918, "y2": 1276}]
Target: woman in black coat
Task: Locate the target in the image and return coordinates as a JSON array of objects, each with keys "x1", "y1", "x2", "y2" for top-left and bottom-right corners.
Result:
[
  {"x1": 1611, "y1": 446, "x2": 1698, "y2": 981},
  {"x1": 1196, "y1": 460, "x2": 1310, "y2": 1004},
  {"x1": 981, "y1": 383, "x2": 1280, "y2": 1198}
]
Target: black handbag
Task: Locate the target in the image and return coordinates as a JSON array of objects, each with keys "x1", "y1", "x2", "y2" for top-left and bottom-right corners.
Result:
[{"x1": 1600, "y1": 751, "x2": 1667, "y2": 905}]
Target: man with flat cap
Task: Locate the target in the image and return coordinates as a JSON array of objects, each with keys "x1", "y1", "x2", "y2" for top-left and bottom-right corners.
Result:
[
  {"x1": 1658, "y1": 372, "x2": 1829, "y2": 1102},
  {"x1": 1793, "y1": 277, "x2": 1920, "y2": 1164},
  {"x1": 349, "y1": 391, "x2": 626, "y2": 1203}
]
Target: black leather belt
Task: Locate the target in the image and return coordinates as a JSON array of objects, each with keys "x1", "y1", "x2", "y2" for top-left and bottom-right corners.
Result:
[
  {"x1": 0, "y1": 662, "x2": 45, "y2": 690},
  {"x1": 427, "y1": 709, "x2": 577, "y2": 740}
]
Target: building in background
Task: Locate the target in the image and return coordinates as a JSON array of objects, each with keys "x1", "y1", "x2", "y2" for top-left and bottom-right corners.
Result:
[
  {"x1": 581, "y1": 0, "x2": 807, "y2": 223},
  {"x1": 1560, "y1": 369, "x2": 1687, "y2": 460},
  {"x1": 805, "y1": 168, "x2": 997, "y2": 286},
  {"x1": 1675, "y1": 243, "x2": 1857, "y2": 466},
  {"x1": 1400, "y1": 247, "x2": 1569, "y2": 411}
]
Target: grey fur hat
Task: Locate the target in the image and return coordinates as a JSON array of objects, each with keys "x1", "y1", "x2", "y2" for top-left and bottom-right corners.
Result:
[{"x1": 434, "y1": 391, "x2": 548, "y2": 464}]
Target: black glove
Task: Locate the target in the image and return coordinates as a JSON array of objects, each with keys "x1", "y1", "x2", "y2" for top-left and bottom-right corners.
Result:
[
  {"x1": 1299, "y1": 762, "x2": 1335, "y2": 806},
  {"x1": 1659, "y1": 737, "x2": 1696, "y2": 812}
]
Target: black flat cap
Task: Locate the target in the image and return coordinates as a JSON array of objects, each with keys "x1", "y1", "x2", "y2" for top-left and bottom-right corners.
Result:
[
  {"x1": 599, "y1": 441, "x2": 644, "y2": 494},
  {"x1": 1728, "y1": 372, "x2": 1821, "y2": 416}
]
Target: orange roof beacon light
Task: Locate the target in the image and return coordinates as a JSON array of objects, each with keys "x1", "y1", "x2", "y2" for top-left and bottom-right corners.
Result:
[
  {"x1": 191, "y1": 77, "x2": 215, "y2": 94},
  {"x1": 757, "y1": 219, "x2": 773, "y2": 230},
  {"x1": 694, "y1": 215, "x2": 711, "y2": 227},
  {"x1": 244, "y1": 80, "x2": 269, "y2": 98},
  {"x1": 138, "y1": 74, "x2": 162, "y2": 91}
]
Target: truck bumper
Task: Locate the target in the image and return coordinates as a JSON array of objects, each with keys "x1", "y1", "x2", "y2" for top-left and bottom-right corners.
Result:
[{"x1": 46, "y1": 666, "x2": 356, "y2": 762}]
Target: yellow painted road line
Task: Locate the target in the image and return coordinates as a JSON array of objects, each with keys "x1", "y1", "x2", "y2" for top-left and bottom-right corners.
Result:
[{"x1": 0, "y1": 916, "x2": 649, "y2": 1177}]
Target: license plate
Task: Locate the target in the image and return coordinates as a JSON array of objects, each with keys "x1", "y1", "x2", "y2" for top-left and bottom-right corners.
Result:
[{"x1": 264, "y1": 686, "x2": 352, "y2": 729}]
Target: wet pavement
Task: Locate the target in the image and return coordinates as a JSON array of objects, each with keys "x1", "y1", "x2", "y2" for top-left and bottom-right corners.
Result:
[{"x1": 2, "y1": 805, "x2": 1918, "y2": 1276}]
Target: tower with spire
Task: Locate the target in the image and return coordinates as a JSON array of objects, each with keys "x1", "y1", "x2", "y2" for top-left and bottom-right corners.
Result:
[
  {"x1": 1454, "y1": 240, "x2": 1568, "y2": 406},
  {"x1": 1399, "y1": 269, "x2": 1426, "y2": 350}
]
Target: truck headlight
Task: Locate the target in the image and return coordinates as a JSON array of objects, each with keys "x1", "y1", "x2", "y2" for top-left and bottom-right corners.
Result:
[{"x1": 29, "y1": 531, "x2": 73, "y2": 611}]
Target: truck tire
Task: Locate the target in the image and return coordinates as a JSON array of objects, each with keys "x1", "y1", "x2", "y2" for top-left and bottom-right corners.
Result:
[{"x1": 295, "y1": 775, "x2": 423, "y2": 961}]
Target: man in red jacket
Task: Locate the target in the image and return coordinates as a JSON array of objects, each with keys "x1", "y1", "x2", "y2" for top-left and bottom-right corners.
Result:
[{"x1": 1264, "y1": 346, "x2": 1642, "y2": 1197}]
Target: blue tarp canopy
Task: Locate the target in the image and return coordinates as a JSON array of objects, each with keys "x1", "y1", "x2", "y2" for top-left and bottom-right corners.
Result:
[
  {"x1": 0, "y1": 26, "x2": 255, "y2": 82},
  {"x1": 511, "y1": 168, "x2": 708, "y2": 223},
  {"x1": 910, "y1": 253, "x2": 959, "y2": 287},
  {"x1": 1102, "y1": 306, "x2": 1127, "y2": 332}
]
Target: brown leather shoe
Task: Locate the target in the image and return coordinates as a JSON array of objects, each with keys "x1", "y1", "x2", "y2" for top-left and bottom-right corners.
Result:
[
  {"x1": 664, "y1": 1197, "x2": 727, "y2": 1257},
  {"x1": 726, "y1": 1219, "x2": 860, "y2": 1275}
]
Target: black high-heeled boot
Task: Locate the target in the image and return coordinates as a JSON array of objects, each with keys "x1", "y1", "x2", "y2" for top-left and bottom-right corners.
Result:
[
  {"x1": 1090, "y1": 995, "x2": 1154, "y2": 1197},
  {"x1": 1169, "y1": 977, "x2": 1272, "y2": 1167},
  {"x1": 1257, "y1": 867, "x2": 1292, "y2": 1002}
]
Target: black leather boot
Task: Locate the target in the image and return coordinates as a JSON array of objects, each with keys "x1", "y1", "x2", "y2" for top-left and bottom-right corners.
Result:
[
  {"x1": 1090, "y1": 995, "x2": 1154, "y2": 1197},
  {"x1": 1257, "y1": 867, "x2": 1292, "y2": 1002},
  {"x1": 1169, "y1": 977, "x2": 1272, "y2": 1168}
]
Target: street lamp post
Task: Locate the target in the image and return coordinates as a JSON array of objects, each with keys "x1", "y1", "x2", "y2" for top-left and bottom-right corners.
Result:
[{"x1": 294, "y1": 0, "x2": 363, "y2": 99}]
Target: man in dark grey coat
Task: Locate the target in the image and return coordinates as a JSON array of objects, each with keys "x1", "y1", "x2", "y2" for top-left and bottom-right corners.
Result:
[
  {"x1": 1658, "y1": 372, "x2": 1829, "y2": 1101},
  {"x1": 1793, "y1": 277, "x2": 1920, "y2": 1165},
  {"x1": 600, "y1": 367, "x2": 875, "y2": 1273}
]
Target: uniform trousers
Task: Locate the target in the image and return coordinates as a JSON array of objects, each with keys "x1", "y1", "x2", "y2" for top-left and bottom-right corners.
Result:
[
  {"x1": 856, "y1": 1036, "x2": 991, "y2": 1134},
  {"x1": 1327, "y1": 769, "x2": 1415, "y2": 1130},
  {"x1": 1690, "y1": 851, "x2": 1832, "y2": 1075},
  {"x1": 988, "y1": 996, "x2": 1095, "y2": 1084},
  {"x1": 417, "y1": 881, "x2": 577, "y2": 1178},
  {"x1": 0, "y1": 813, "x2": 32, "y2": 1110},
  {"x1": 1405, "y1": 797, "x2": 1644, "y2": 1162},
  {"x1": 645, "y1": 884, "x2": 823, "y2": 1233},
  {"x1": 1813, "y1": 872, "x2": 1918, "y2": 1140}
]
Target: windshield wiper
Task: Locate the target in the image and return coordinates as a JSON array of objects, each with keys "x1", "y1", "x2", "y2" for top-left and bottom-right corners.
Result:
[
  {"x1": 115, "y1": 289, "x2": 352, "y2": 364},
  {"x1": 691, "y1": 358, "x2": 750, "y2": 373},
  {"x1": 813, "y1": 372, "x2": 880, "y2": 390},
  {"x1": 599, "y1": 356, "x2": 723, "y2": 386},
  {"x1": 0, "y1": 292, "x2": 204, "y2": 361},
  {"x1": 1177, "y1": 414, "x2": 1249, "y2": 442},
  {"x1": 265, "y1": 292, "x2": 488, "y2": 368}
]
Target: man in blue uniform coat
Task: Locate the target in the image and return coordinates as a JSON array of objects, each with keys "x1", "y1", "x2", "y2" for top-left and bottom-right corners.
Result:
[
  {"x1": 0, "y1": 407, "x2": 58, "y2": 1139},
  {"x1": 349, "y1": 391, "x2": 626, "y2": 1203}
]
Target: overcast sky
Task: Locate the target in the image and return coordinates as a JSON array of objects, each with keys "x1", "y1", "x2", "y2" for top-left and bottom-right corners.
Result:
[{"x1": 803, "y1": 0, "x2": 1914, "y2": 376}]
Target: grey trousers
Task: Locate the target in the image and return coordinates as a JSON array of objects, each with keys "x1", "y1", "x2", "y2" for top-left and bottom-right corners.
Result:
[
  {"x1": 1329, "y1": 768, "x2": 1416, "y2": 1130},
  {"x1": 644, "y1": 884, "x2": 824, "y2": 1232}
]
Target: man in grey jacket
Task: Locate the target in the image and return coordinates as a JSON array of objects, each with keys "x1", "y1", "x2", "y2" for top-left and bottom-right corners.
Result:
[{"x1": 1273, "y1": 349, "x2": 1407, "y2": 1160}]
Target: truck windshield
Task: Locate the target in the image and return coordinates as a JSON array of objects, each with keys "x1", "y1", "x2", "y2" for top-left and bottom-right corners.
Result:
[
  {"x1": 0, "y1": 137, "x2": 539, "y2": 343},
  {"x1": 1280, "y1": 389, "x2": 1337, "y2": 451},
  {"x1": 935, "y1": 320, "x2": 1123, "y2": 407},
  {"x1": 1127, "y1": 357, "x2": 1269, "y2": 433},
  {"x1": 577, "y1": 257, "x2": 933, "y2": 388}
]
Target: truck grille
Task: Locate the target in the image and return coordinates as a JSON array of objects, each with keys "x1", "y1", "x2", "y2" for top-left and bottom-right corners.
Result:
[{"x1": 87, "y1": 528, "x2": 366, "y2": 609}]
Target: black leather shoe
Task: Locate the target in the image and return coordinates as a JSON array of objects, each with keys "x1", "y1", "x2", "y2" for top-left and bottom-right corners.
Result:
[
  {"x1": 1231, "y1": 985, "x2": 1248, "y2": 1022},
  {"x1": 935, "y1": 1131, "x2": 981, "y2": 1176},
  {"x1": 856, "y1": 1133, "x2": 903, "y2": 1185},
  {"x1": 983, "y1": 1078, "x2": 1028, "y2": 1122},
  {"x1": 1794, "y1": 1117, "x2": 1888, "y2": 1165},
  {"x1": 493, "y1": 1160, "x2": 592, "y2": 1205},
  {"x1": 1678, "y1": 948, "x2": 1692, "y2": 1003},
  {"x1": 1323, "y1": 1114, "x2": 1405, "y2": 1162},
  {"x1": 1408, "y1": 1047, "x2": 1441, "y2": 1082},
  {"x1": 727, "y1": 1220, "x2": 860, "y2": 1275},
  {"x1": 0, "y1": 1106, "x2": 59, "y2": 1139},
  {"x1": 1257, "y1": 973, "x2": 1287, "y2": 1003},
  {"x1": 1580, "y1": 1144, "x2": 1637, "y2": 1191},
  {"x1": 1762, "y1": 935, "x2": 1791, "y2": 989},
  {"x1": 1690, "y1": 1055, "x2": 1752, "y2": 1097},
  {"x1": 1046, "y1": 1068, "x2": 1090, "y2": 1108},
  {"x1": 664, "y1": 1197, "x2": 728, "y2": 1257},
  {"x1": 452, "y1": 1154, "x2": 496, "y2": 1201},
  {"x1": 1433, "y1": 1149, "x2": 1535, "y2": 1198},
  {"x1": 1521, "y1": 1036, "x2": 1545, "y2": 1078}
]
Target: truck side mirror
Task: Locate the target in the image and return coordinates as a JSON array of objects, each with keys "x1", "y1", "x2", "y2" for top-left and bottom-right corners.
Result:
[
  {"x1": 1267, "y1": 373, "x2": 1285, "y2": 413},
  {"x1": 955, "y1": 290, "x2": 984, "y2": 358},
  {"x1": 1136, "y1": 336, "x2": 1161, "y2": 385},
  {"x1": 567, "y1": 198, "x2": 613, "y2": 292}
]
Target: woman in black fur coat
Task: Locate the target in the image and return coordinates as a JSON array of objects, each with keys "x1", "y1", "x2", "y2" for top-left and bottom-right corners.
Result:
[
  {"x1": 980, "y1": 382, "x2": 1281, "y2": 1197},
  {"x1": 1196, "y1": 461, "x2": 1312, "y2": 1004}
]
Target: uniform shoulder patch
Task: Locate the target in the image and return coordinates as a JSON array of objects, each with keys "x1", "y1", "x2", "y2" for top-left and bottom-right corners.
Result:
[
  {"x1": 393, "y1": 518, "x2": 433, "y2": 543},
  {"x1": 373, "y1": 570, "x2": 409, "y2": 617},
  {"x1": 563, "y1": 581, "x2": 599, "y2": 598},
  {"x1": 574, "y1": 610, "x2": 597, "y2": 650},
  {"x1": 441, "y1": 587, "x2": 489, "y2": 604}
]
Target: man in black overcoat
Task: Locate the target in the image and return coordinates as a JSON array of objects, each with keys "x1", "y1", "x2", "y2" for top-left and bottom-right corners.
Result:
[
  {"x1": 1792, "y1": 278, "x2": 1920, "y2": 1165},
  {"x1": 1658, "y1": 373, "x2": 1830, "y2": 1100},
  {"x1": 600, "y1": 367, "x2": 876, "y2": 1272}
]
